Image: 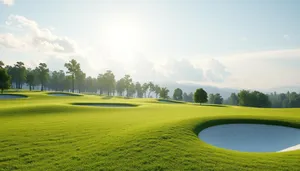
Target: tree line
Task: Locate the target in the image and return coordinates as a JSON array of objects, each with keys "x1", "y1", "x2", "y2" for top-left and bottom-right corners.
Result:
[
  {"x1": 1, "y1": 59, "x2": 299, "y2": 108},
  {"x1": 0, "y1": 59, "x2": 170, "y2": 99}
]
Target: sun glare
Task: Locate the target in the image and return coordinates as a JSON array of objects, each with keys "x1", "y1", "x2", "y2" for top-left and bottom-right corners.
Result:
[{"x1": 103, "y1": 19, "x2": 141, "y2": 52}]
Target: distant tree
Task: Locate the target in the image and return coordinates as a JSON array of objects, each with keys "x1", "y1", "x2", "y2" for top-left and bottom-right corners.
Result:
[
  {"x1": 159, "y1": 87, "x2": 169, "y2": 99},
  {"x1": 123, "y1": 75, "x2": 133, "y2": 97},
  {"x1": 229, "y1": 93, "x2": 239, "y2": 105},
  {"x1": 5, "y1": 65, "x2": 16, "y2": 88},
  {"x1": 76, "y1": 70, "x2": 86, "y2": 93},
  {"x1": 142, "y1": 83, "x2": 149, "y2": 98},
  {"x1": 26, "y1": 68, "x2": 36, "y2": 91},
  {"x1": 135, "y1": 82, "x2": 143, "y2": 98},
  {"x1": 97, "y1": 74, "x2": 105, "y2": 95},
  {"x1": 208, "y1": 93, "x2": 223, "y2": 104},
  {"x1": 63, "y1": 75, "x2": 72, "y2": 91},
  {"x1": 36, "y1": 63, "x2": 49, "y2": 91},
  {"x1": 14, "y1": 61, "x2": 26, "y2": 89},
  {"x1": 0, "y1": 67, "x2": 10, "y2": 93},
  {"x1": 127, "y1": 83, "x2": 136, "y2": 97},
  {"x1": 85, "y1": 76, "x2": 98, "y2": 93},
  {"x1": 116, "y1": 78, "x2": 126, "y2": 96},
  {"x1": 103, "y1": 70, "x2": 115, "y2": 96},
  {"x1": 148, "y1": 82, "x2": 155, "y2": 97},
  {"x1": 194, "y1": 88, "x2": 208, "y2": 105},
  {"x1": 173, "y1": 88, "x2": 183, "y2": 100},
  {"x1": 208, "y1": 94, "x2": 215, "y2": 104},
  {"x1": 238, "y1": 90, "x2": 270, "y2": 108},
  {"x1": 154, "y1": 84, "x2": 161, "y2": 98},
  {"x1": 64, "y1": 59, "x2": 80, "y2": 93}
]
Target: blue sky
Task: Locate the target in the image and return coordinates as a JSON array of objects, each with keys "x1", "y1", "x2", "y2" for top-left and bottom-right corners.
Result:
[{"x1": 0, "y1": 0, "x2": 300, "y2": 90}]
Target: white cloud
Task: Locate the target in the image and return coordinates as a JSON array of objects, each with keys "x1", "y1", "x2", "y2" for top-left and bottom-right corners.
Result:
[
  {"x1": 2, "y1": 15, "x2": 79, "y2": 55},
  {"x1": 0, "y1": 33, "x2": 26, "y2": 49},
  {"x1": 1, "y1": 0, "x2": 14, "y2": 6}
]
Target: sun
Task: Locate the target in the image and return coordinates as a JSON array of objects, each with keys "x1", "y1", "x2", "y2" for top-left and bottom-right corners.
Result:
[{"x1": 103, "y1": 19, "x2": 141, "y2": 52}]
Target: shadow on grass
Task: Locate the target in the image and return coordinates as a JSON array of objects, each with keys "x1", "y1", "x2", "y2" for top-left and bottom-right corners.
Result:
[{"x1": 71, "y1": 102, "x2": 138, "y2": 107}]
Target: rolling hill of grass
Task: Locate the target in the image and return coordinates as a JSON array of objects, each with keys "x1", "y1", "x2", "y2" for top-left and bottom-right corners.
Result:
[{"x1": 1, "y1": 91, "x2": 300, "y2": 171}]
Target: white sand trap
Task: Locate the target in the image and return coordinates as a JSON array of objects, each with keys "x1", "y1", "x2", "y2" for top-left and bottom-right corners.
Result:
[
  {"x1": 199, "y1": 124, "x2": 300, "y2": 152},
  {"x1": 279, "y1": 144, "x2": 300, "y2": 152},
  {"x1": 0, "y1": 94, "x2": 27, "y2": 99}
]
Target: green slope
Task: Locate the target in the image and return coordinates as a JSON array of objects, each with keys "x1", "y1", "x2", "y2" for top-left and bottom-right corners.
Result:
[{"x1": 0, "y1": 92, "x2": 300, "y2": 171}]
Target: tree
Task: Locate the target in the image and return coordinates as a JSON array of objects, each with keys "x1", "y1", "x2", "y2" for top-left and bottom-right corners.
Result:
[
  {"x1": 76, "y1": 69, "x2": 86, "y2": 93},
  {"x1": 102, "y1": 70, "x2": 115, "y2": 96},
  {"x1": 173, "y1": 88, "x2": 183, "y2": 100},
  {"x1": 135, "y1": 82, "x2": 143, "y2": 98},
  {"x1": 123, "y1": 75, "x2": 133, "y2": 97},
  {"x1": 147, "y1": 82, "x2": 155, "y2": 98},
  {"x1": 116, "y1": 78, "x2": 126, "y2": 96},
  {"x1": 154, "y1": 84, "x2": 161, "y2": 98},
  {"x1": 0, "y1": 67, "x2": 10, "y2": 93},
  {"x1": 238, "y1": 90, "x2": 270, "y2": 108},
  {"x1": 127, "y1": 83, "x2": 136, "y2": 97},
  {"x1": 36, "y1": 63, "x2": 49, "y2": 91},
  {"x1": 159, "y1": 87, "x2": 169, "y2": 99},
  {"x1": 142, "y1": 83, "x2": 149, "y2": 98},
  {"x1": 194, "y1": 88, "x2": 208, "y2": 105},
  {"x1": 14, "y1": 62, "x2": 26, "y2": 89},
  {"x1": 64, "y1": 59, "x2": 80, "y2": 93},
  {"x1": 228, "y1": 93, "x2": 239, "y2": 105},
  {"x1": 208, "y1": 93, "x2": 223, "y2": 104},
  {"x1": 97, "y1": 74, "x2": 105, "y2": 95},
  {"x1": 26, "y1": 68, "x2": 36, "y2": 91},
  {"x1": 183, "y1": 92, "x2": 194, "y2": 102}
]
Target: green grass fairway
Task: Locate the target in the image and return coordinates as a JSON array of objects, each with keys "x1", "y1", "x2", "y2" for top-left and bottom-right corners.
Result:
[{"x1": 1, "y1": 92, "x2": 300, "y2": 171}]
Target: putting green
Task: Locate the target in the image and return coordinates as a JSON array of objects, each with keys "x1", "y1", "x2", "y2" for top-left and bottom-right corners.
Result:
[{"x1": 0, "y1": 92, "x2": 300, "y2": 170}]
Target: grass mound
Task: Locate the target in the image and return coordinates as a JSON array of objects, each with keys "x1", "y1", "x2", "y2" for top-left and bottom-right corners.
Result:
[{"x1": 0, "y1": 91, "x2": 300, "y2": 170}]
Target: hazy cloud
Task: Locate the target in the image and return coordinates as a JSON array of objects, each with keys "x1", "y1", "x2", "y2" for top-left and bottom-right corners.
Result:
[
  {"x1": 0, "y1": 0, "x2": 14, "y2": 6},
  {"x1": 205, "y1": 59, "x2": 230, "y2": 82},
  {"x1": 3, "y1": 15, "x2": 78, "y2": 54},
  {"x1": 0, "y1": 33, "x2": 26, "y2": 49}
]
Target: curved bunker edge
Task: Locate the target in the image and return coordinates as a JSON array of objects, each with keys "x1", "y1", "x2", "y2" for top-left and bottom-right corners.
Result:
[
  {"x1": 157, "y1": 99, "x2": 185, "y2": 104},
  {"x1": 193, "y1": 118, "x2": 300, "y2": 153},
  {"x1": 71, "y1": 102, "x2": 139, "y2": 108},
  {"x1": 0, "y1": 94, "x2": 28, "y2": 99},
  {"x1": 47, "y1": 92, "x2": 83, "y2": 96}
]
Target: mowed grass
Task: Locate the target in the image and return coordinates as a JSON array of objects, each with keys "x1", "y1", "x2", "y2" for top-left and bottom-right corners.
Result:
[{"x1": 1, "y1": 92, "x2": 300, "y2": 171}]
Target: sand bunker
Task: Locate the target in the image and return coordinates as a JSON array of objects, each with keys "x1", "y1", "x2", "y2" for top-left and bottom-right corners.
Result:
[
  {"x1": 0, "y1": 94, "x2": 27, "y2": 99},
  {"x1": 199, "y1": 123, "x2": 300, "y2": 152},
  {"x1": 72, "y1": 103, "x2": 137, "y2": 108},
  {"x1": 158, "y1": 99, "x2": 184, "y2": 104},
  {"x1": 48, "y1": 93, "x2": 81, "y2": 96}
]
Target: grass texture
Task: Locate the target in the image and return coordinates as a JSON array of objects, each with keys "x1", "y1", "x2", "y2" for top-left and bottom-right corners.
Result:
[{"x1": 1, "y1": 91, "x2": 300, "y2": 171}]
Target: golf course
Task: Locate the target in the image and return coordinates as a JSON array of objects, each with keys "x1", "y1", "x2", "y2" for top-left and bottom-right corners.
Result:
[{"x1": 1, "y1": 91, "x2": 300, "y2": 171}]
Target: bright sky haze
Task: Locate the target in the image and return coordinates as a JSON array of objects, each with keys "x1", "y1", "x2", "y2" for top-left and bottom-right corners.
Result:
[{"x1": 0, "y1": 0, "x2": 300, "y2": 91}]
